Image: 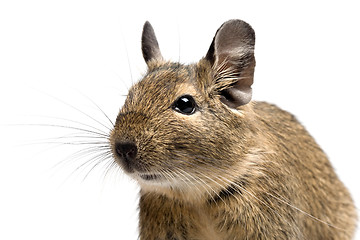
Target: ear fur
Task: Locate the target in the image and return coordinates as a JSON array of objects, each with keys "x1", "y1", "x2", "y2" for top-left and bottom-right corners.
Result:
[
  {"x1": 205, "y1": 19, "x2": 256, "y2": 108},
  {"x1": 142, "y1": 21, "x2": 163, "y2": 63}
]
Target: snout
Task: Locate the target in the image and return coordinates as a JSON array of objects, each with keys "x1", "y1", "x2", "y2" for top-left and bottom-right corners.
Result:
[{"x1": 114, "y1": 141, "x2": 138, "y2": 172}]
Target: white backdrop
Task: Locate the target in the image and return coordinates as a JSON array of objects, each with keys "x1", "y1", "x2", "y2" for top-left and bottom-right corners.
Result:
[{"x1": 1, "y1": 0, "x2": 359, "y2": 239}]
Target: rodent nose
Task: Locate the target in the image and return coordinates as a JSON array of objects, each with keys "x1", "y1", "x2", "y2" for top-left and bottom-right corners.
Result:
[{"x1": 115, "y1": 142, "x2": 138, "y2": 163}]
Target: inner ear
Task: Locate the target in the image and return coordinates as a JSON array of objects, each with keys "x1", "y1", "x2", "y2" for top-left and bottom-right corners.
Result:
[
  {"x1": 205, "y1": 19, "x2": 256, "y2": 108},
  {"x1": 220, "y1": 87, "x2": 252, "y2": 109},
  {"x1": 141, "y1": 21, "x2": 163, "y2": 64}
]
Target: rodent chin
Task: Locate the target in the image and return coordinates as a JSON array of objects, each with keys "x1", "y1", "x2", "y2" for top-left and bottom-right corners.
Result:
[
  {"x1": 133, "y1": 172, "x2": 199, "y2": 200},
  {"x1": 139, "y1": 173, "x2": 162, "y2": 181},
  {"x1": 132, "y1": 172, "x2": 169, "y2": 187}
]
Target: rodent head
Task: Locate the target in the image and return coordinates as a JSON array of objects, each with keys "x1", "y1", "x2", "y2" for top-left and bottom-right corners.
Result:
[{"x1": 110, "y1": 20, "x2": 256, "y2": 200}]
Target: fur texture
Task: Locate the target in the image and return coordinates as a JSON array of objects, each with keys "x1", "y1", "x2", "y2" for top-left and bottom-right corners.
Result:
[{"x1": 110, "y1": 20, "x2": 357, "y2": 239}]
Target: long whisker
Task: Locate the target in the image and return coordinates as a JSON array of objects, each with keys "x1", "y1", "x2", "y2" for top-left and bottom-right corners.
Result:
[
  {"x1": 23, "y1": 115, "x2": 110, "y2": 136},
  {"x1": 170, "y1": 168, "x2": 197, "y2": 190},
  {"x1": 38, "y1": 91, "x2": 113, "y2": 132},
  {"x1": 11, "y1": 123, "x2": 109, "y2": 138},
  {"x1": 162, "y1": 162, "x2": 220, "y2": 205},
  {"x1": 170, "y1": 155, "x2": 293, "y2": 223},
  {"x1": 100, "y1": 159, "x2": 119, "y2": 184},
  {"x1": 264, "y1": 191, "x2": 347, "y2": 231},
  {"x1": 56, "y1": 149, "x2": 112, "y2": 186},
  {"x1": 196, "y1": 171, "x2": 236, "y2": 205},
  {"x1": 73, "y1": 150, "x2": 112, "y2": 177},
  {"x1": 78, "y1": 92, "x2": 115, "y2": 128},
  {"x1": 120, "y1": 31, "x2": 134, "y2": 86},
  {"x1": 177, "y1": 22, "x2": 181, "y2": 65},
  {"x1": 160, "y1": 169, "x2": 180, "y2": 188},
  {"x1": 21, "y1": 140, "x2": 110, "y2": 147},
  {"x1": 175, "y1": 168, "x2": 217, "y2": 203},
  {"x1": 166, "y1": 152, "x2": 345, "y2": 231},
  {"x1": 81, "y1": 152, "x2": 114, "y2": 182},
  {"x1": 51, "y1": 145, "x2": 111, "y2": 173}
]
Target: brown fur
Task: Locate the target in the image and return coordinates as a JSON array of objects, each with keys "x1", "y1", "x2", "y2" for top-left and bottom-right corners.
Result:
[{"x1": 110, "y1": 20, "x2": 357, "y2": 239}]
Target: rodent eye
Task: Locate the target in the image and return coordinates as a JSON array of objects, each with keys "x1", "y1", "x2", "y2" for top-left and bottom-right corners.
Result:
[{"x1": 172, "y1": 95, "x2": 196, "y2": 115}]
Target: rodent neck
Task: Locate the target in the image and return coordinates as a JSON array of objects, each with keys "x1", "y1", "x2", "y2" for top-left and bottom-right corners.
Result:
[{"x1": 139, "y1": 191, "x2": 222, "y2": 239}]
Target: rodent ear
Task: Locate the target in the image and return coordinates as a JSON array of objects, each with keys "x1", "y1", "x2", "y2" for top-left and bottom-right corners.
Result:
[
  {"x1": 205, "y1": 19, "x2": 255, "y2": 108},
  {"x1": 141, "y1": 21, "x2": 163, "y2": 64}
]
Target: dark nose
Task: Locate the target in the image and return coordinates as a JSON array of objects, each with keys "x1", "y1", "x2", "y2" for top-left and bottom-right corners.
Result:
[{"x1": 115, "y1": 142, "x2": 138, "y2": 163}]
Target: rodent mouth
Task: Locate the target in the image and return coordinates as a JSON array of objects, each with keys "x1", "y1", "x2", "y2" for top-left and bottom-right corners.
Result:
[{"x1": 139, "y1": 173, "x2": 161, "y2": 181}]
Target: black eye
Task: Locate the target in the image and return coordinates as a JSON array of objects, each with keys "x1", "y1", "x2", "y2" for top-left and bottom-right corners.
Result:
[{"x1": 172, "y1": 95, "x2": 197, "y2": 115}]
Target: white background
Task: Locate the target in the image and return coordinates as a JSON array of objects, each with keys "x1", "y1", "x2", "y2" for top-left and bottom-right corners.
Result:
[{"x1": 0, "y1": 0, "x2": 359, "y2": 239}]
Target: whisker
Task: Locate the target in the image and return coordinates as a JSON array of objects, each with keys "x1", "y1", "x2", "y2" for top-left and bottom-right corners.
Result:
[
  {"x1": 182, "y1": 153, "x2": 343, "y2": 230},
  {"x1": 216, "y1": 176, "x2": 296, "y2": 230},
  {"x1": 57, "y1": 149, "x2": 111, "y2": 185},
  {"x1": 172, "y1": 154, "x2": 292, "y2": 223},
  {"x1": 174, "y1": 167, "x2": 219, "y2": 205},
  {"x1": 20, "y1": 140, "x2": 110, "y2": 147},
  {"x1": 51, "y1": 134, "x2": 109, "y2": 140},
  {"x1": 120, "y1": 31, "x2": 134, "y2": 86},
  {"x1": 51, "y1": 146, "x2": 111, "y2": 173},
  {"x1": 176, "y1": 22, "x2": 181, "y2": 65},
  {"x1": 81, "y1": 152, "x2": 113, "y2": 182},
  {"x1": 72, "y1": 150, "x2": 112, "y2": 177},
  {"x1": 27, "y1": 133, "x2": 110, "y2": 147},
  {"x1": 38, "y1": 91, "x2": 113, "y2": 132},
  {"x1": 197, "y1": 171, "x2": 236, "y2": 206},
  {"x1": 78, "y1": 92, "x2": 115, "y2": 128},
  {"x1": 171, "y1": 167, "x2": 204, "y2": 199},
  {"x1": 166, "y1": 158, "x2": 234, "y2": 206},
  {"x1": 23, "y1": 115, "x2": 110, "y2": 136},
  {"x1": 101, "y1": 159, "x2": 121, "y2": 184},
  {"x1": 159, "y1": 169, "x2": 178, "y2": 187},
  {"x1": 264, "y1": 191, "x2": 347, "y2": 231},
  {"x1": 165, "y1": 153, "x2": 329, "y2": 230},
  {"x1": 11, "y1": 123, "x2": 109, "y2": 138}
]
